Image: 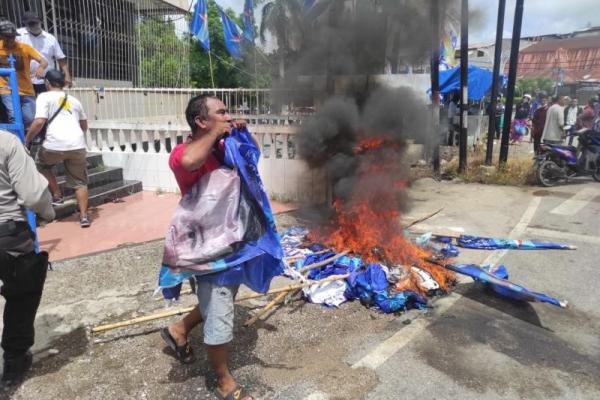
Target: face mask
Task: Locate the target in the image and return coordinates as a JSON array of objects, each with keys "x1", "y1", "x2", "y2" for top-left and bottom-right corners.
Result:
[{"x1": 27, "y1": 24, "x2": 42, "y2": 36}]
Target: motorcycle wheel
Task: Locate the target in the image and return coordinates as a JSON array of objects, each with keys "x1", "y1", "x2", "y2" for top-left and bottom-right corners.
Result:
[{"x1": 537, "y1": 160, "x2": 560, "y2": 187}]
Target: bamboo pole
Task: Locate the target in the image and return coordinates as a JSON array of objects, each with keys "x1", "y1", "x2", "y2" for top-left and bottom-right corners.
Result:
[
  {"x1": 243, "y1": 291, "x2": 291, "y2": 326},
  {"x1": 91, "y1": 274, "x2": 350, "y2": 335},
  {"x1": 154, "y1": 249, "x2": 339, "y2": 302},
  {"x1": 243, "y1": 251, "x2": 351, "y2": 326},
  {"x1": 298, "y1": 250, "x2": 350, "y2": 274}
]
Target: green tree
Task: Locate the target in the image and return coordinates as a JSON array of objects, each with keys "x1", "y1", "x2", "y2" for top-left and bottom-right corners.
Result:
[
  {"x1": 137, "y1": 17, "x2": 189, "y2": 88},
  {"x1": 515, "y1": 77, "x2": 555, "y2": 97},
  {"x1": 257, "y1": 0, "x2": 306, "y2": 78},
  {"x1": 189, "y1": 4, "x2": 271, "y2": 88}
]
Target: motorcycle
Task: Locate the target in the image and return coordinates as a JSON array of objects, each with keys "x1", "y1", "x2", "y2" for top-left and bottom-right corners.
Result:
[{"x1": 534, "y1": 127, "x2": 600, "y2": 187}]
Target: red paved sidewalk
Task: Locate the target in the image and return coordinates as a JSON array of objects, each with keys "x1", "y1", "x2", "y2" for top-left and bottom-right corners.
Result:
[{"x1": 37, "y1": 191, "x2": 299, "y2": 262}]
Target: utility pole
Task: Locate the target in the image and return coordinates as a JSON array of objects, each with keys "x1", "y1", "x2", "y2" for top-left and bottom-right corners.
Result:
[
  {"x1": 485, "y1": 0, "x2": 506, "y2": 165},
  {"x1": 499, "y1": 0, "x2": 525, "y2": 164},
  {"x1": 459, "y1": 0, "x2": 468, "y2": 173},
  {"x1": 431, "y1": 0, "x2": 441, "y2": 173}
]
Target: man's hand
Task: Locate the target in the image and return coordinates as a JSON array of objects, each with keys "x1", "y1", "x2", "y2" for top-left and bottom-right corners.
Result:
[
  {"x1": 210, "y1": 120, "x2": 233, "y2": 139},
  {"x1": 64, "y1": 75, "x2": 73, "y2": 88},
  {"x1": 233, "y1": 119, "x2": 247, "y2": 130},
  {"x1": 34, "y1": 65, "x2": 45, "y2": 79}
]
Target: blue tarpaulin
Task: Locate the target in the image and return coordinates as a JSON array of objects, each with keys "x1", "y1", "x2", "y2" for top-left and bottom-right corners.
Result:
[
  {"x1": 447, "y1": 263, "x2": 568, "y2": 308},
  {"x1": 458, "y1": 235, "x2": 575, "y2": 250},
  {"x1": 434, "y1": 65, "x2": 506, "y2": 101}
]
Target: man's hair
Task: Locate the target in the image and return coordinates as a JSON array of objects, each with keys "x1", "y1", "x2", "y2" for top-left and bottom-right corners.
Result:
[
  {"x1": 45, "y1": 69, "x2": 65, "y2": 87},
  {"x1": 185, "y1": 94, "x2": 217, "y2": 133},
  {"x1": 551, "y1": 95, "x2": 560, "y2": 103}
]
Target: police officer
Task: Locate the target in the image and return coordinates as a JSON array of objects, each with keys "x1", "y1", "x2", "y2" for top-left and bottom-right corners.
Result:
[{"x1": 0, "y1": 129, "x2": 54, "y2": 384}]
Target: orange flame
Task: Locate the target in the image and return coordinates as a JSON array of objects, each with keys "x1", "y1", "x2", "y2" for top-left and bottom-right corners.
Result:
[{"x1": 309, "y1": 137, "x2": 455, "y2": 296}]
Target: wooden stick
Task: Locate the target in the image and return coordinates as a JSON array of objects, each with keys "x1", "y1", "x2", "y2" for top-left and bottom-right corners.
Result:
[
  {"x1": 91, "y1": 274, "x2": 350, "y2": 335},
  {"x1": 299, "y1": 250, "x2": 350, "y2": 273},
  {"x1": 244, "y1": 290, "x2": 293, "y2": 326},
  {"x1": 403, "y1": 208, "x2": 443, "y2": 229},
  {"x1": 244, "y1": 251, "x2": 350, "y2": 326}
]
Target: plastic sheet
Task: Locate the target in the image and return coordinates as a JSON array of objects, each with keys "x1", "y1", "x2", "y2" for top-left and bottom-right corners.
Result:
[
  {"x1": 158, "y1": 128, "x2": 284, "y2": 295},
  {"x1": 458, "y1": 235, "x2": 574, "y2": 250},
  {"x1": 448, "y1": 263, "x2": 568, "y2": 308}
]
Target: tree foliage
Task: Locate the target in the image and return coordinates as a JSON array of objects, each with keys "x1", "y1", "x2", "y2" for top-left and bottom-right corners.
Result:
[
  {"x1": 189, "y1": 3, "x2": 271, "y2": 88},
  {"x1": 137, "y1": 17, "x2": 189, "y2": 88},
  {"x1": 515, "y1": 77, "x2": 555, "y2": 97}
]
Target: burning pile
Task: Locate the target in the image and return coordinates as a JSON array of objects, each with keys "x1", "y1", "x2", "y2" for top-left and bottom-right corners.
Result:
[{"x1": 294, "y1": 88, "x2": 455, "y2": 305}]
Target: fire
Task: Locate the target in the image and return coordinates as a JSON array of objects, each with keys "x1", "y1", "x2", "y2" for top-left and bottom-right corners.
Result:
[{"x1": 309, "y1": 137, "x2": 455, "y2": 296}]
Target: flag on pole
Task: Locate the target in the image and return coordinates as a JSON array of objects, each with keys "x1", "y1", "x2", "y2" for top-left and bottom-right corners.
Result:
[
  {"x1": 242, "y1": 0, "x2": 254, "y2": 43},
  {"x1": 216, "y1": 3, "x2": 244, "y2": 59},
  {"x1": 190, "y1": 0, "x2": 210, "y2": 50}
]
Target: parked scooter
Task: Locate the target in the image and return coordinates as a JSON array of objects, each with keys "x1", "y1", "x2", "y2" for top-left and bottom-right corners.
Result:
[{"x1": 534, "y1": 127, "x2": 600, "y2": 186}]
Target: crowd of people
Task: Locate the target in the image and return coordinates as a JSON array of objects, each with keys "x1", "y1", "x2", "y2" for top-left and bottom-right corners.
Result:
[
  {"x1": 0, "y1": 15, "x2": 89, "y2": 227},
  {"x1": 446, "y1": 87, "x2": 600, "y2": 154}
]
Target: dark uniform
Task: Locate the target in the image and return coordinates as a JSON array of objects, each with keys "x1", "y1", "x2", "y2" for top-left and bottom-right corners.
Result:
[{"x1": 0, "y1": 129, "x2": 54, "y2": 384}]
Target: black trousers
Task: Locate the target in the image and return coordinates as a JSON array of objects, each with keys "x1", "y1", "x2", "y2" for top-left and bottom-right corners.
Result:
[
  {"x1": 533, "y1": 135, "x2": 542, "y2": 155},
  {"x1": 0, "y1": 251, "x2": 48, "y2": 360}
]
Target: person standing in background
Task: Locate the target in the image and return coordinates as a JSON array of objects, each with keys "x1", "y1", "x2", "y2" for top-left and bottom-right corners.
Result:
[
  {"x1": 17, "y1": 12, "x2": 72, "y2": 95},
  {"x1": 0, "y1": 20, "x2": 47, "y2": 128}
]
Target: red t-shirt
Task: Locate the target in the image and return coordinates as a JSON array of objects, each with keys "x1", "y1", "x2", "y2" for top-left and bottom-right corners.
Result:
[{"x1": 169, "y1": 139, "x2": 225, "y2": 195}]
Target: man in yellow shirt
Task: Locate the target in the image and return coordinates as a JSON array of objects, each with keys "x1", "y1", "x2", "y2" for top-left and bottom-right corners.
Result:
[{"x1": 0, "y1": 21, "x2": 47, "y2": 129}]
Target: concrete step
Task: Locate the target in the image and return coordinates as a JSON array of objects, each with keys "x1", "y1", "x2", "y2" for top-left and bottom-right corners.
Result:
[
  {"x1": 57, "y1": 166, "x2": 123, "y2": 197},
  {"x1": 53, "y1": 179, "x2": 143, "y2": 219}
]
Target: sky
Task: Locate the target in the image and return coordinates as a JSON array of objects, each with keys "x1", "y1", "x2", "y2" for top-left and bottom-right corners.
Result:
[{"x1": 189, "y1": 0, "x2": 600, "y2": 44}]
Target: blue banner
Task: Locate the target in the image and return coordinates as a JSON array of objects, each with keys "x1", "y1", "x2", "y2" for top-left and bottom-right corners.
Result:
[
  {"x1": 216, "y1": 3, "x2": 244, "y2": 59},
  {"x1": 448, "y1": 264, "x2": 568, "y2": 308},
  {"x1": 243, "y1": 0, "x2": 254, "y2": 43},
  {"x1": 159, "y1": 128, "x2": 284, "y2": 296},
  {"x1": 190, "y1": 0, "x2": 210, "y2": 51},
  {"x1": 457, "y1": 235, "x2": 575, "y2": 250}
]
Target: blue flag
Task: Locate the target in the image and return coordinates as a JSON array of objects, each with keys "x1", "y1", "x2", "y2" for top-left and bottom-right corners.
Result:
[
  {"x1": 190, "y1": 0, "x2": 210, "y2": 51},
  {"x1": 243, "y1": 0, "x2": 254, "y2": 43},
  {"x1": 216, "y1": 4, "x2": 244, "y2": 59}
]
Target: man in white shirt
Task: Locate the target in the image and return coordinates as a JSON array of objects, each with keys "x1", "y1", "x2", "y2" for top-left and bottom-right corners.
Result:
[
  {"x1": 541, "y1": 95, "x2": 566, "y2": 145},
  {"x1": 16, "y1": 12, "x2": 72, "y2": 95},
  {"x1": 25, "y1": 70, "x2": 90, "y2": 228}
]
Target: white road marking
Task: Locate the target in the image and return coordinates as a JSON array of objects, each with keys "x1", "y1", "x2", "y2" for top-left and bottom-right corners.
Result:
[
  {"x1": 550, "y1": 187, "x2": 600, "y2": 216},
  {"x1": 352, "y1": 196, "x2": 542, "y2": 370},
  {"x1": 526, "y1": 227, "x2": 600, "y2": 246}
]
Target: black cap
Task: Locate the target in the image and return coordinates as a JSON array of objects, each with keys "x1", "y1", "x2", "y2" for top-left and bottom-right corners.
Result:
[
  {"x1": 22, "y1": 12, "x2": 41, "y2": 24},
  {"x1": 45, "y1": 69, "x2": 65, "y2": 87},
  {"x1": 0, "y1": 20, "x2": 19, "y2": 37}
]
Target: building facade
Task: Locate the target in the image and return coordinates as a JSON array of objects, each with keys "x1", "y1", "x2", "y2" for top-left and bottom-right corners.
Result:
[{"x1": 0, "y1": 0, "x2": 190, "y2": 87}]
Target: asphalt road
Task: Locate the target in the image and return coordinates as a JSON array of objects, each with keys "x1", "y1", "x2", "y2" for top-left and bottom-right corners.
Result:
[{"x1": 1, "y1": 178, "x2": 599, "y2": 400}]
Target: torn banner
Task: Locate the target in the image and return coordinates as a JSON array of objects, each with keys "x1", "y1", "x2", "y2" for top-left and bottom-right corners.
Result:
[
  {"x1": 457, "y1": 235, "x2": 575, "y2": 250},
  {"x1": 447, "y1": 263, "x2": 568, "y2": 308}
]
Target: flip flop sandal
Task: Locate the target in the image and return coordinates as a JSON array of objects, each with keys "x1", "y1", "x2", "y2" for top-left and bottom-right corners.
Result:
[
  {"x1": 160, "y1": 327, "x2": 195, "y2": 364},
  {"x1": 215, "y1": 386, "x2": 254, "y2": 400}
]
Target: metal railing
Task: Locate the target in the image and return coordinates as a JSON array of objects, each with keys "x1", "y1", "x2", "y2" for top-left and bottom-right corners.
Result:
[{"x1": 69, "y1": 87, "x2": 304, "y2": 124}]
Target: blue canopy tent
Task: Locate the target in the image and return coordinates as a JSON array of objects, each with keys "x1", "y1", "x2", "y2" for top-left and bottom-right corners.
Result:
[{"x1": 430, "y1": 65, "x2": 506, "y2": 101}]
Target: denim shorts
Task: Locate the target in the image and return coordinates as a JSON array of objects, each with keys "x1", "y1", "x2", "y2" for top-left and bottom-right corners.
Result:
[{"x1": 196, "y1": 280, "x2": 239, "y2": 346}]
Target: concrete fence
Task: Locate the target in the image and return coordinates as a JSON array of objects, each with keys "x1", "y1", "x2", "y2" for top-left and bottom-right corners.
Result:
[{"x1": 87, "y1": 121, "x2": 328, "y2": 203}]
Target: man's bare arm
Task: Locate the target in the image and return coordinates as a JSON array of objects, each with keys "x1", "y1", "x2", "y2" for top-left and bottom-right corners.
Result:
[
  {"x1": 181, "y1": 130, "x2": 223, "y2": 171},
  {"x1": 57, "y1": 58, "x2": 72, "y2": 87},
  {"x1": 32, "y1": 54, "x2": 48, "y2": 79}
]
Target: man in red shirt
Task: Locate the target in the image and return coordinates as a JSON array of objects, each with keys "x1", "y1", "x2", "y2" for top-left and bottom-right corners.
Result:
[{"x1": 162, "y1": 94, "x2": 253, "y2": 400}]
